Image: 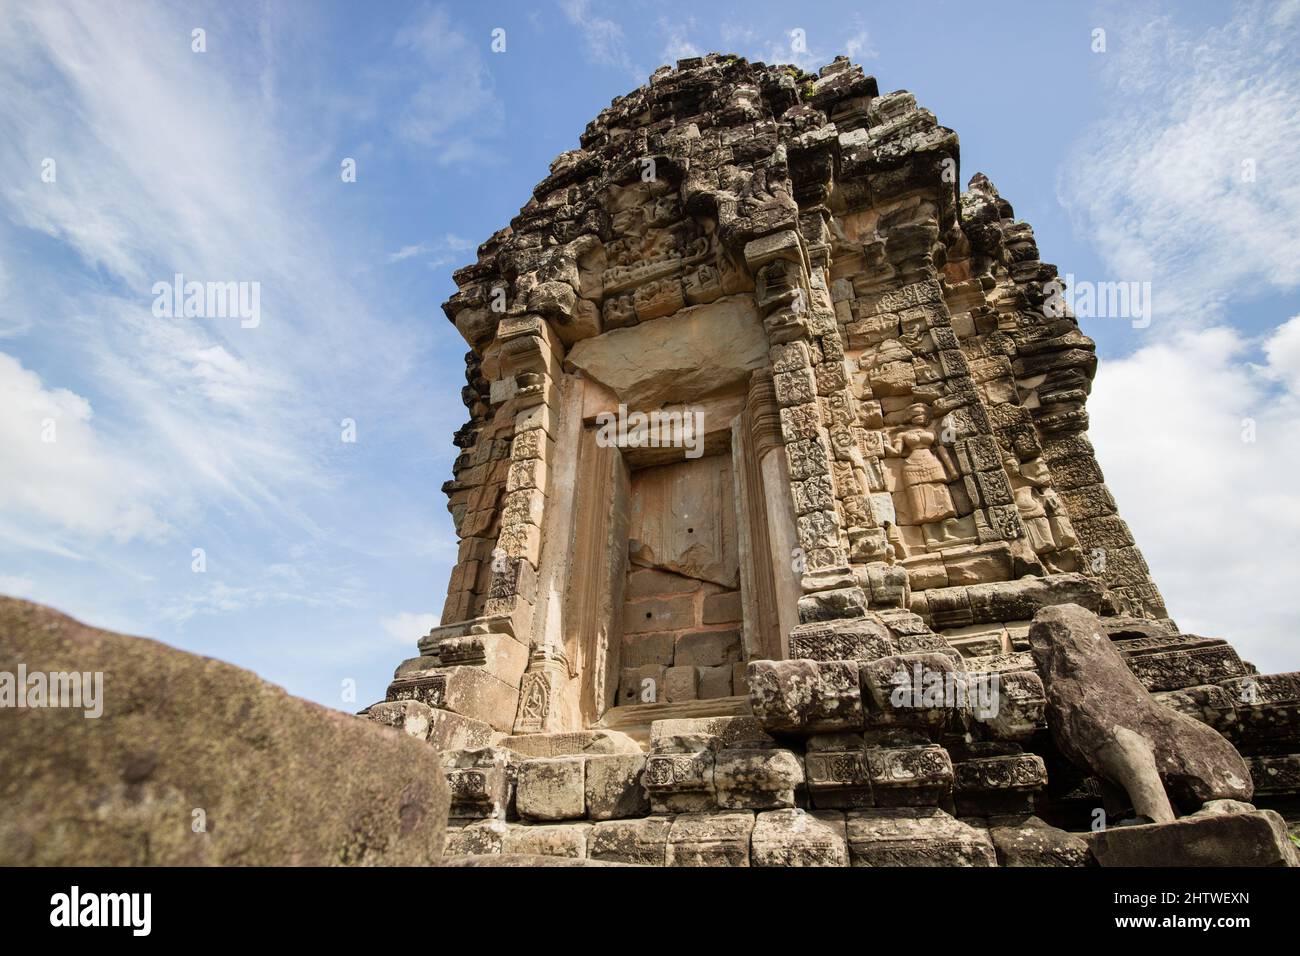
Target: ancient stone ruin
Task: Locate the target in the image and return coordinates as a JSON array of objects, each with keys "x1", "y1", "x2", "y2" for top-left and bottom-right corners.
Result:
[{"x1": 368, "y1": 54, "x2": 1300, "y2": 866}]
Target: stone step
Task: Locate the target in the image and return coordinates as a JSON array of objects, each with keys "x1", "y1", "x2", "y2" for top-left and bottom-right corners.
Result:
[
  {"x1": 594, "y1": 695, "x2": 750, "y2": 745},
  {"x1": 1086, "y1": 800, "x2": 1299, "y2": 867},
  {"x1": 845, "y1": 807, "x2": 997, "y2": 866}
]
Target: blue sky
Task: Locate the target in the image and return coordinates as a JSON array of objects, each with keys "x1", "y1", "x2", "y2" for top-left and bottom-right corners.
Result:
[{"x1": 2, "y1": 0, "x2": 1297, "y2": 710}]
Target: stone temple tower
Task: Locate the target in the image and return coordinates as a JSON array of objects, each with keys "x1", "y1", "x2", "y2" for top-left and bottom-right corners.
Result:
[{"x1": 369, "y1": 55, "x2": 1299, "y2": 865}]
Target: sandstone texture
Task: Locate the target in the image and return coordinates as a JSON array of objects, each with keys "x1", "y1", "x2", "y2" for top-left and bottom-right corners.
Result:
[{"x1": 0, "y1": 597, "x2": 449, "y2": 866}]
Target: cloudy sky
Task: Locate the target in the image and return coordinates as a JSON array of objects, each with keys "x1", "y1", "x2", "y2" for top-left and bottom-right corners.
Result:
[{"x1": 1, "y1": 0, "x2": 1296, "y2": 709}]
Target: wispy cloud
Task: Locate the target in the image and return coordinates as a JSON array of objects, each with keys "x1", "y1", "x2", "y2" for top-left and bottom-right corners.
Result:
[
  {"x1": 1062, "y1": 2, "x2": 1300, "y2": 672},
  {"x1": 393, "y1": 5, "x2": 506, "y2": 165},
  {"x1": 387, "y1": 233, "x2": 474, "y2": 268},
  {"x1": 0, "y1": 0, "x2": 435, "y2": 575},
  {"x1": 559, "y1": 0, "x2": 643, "y2": 82},
  {"x1": 1059, "y1": 2, "x2": 1300, "y2": 322}
]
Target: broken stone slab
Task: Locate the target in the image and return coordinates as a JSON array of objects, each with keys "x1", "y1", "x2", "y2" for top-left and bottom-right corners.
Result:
[
  {"x1": 516, "y1": 756, "x2": 587, "y2": 821},
  {"x1": 748, "y1": 659, "x2": 865, "y2": 734},
  {"x1": 752, "y1": 809, "x2": 849, "y2": 867},
  {"x1": 942, "y1": 626, "x2": 1005, "y2": 659},
  {"x1": 860, "y1": 652, "x2": 966, "y2": 734},
  {"x1": 1102, "y1": 615, "x2": 1180, "y2": 641},
  {"x1": 953, "y1": 752, "x2": 1047, "y2": 816},
  {"x1": 1088, "y1": 800, "x2": 1298, "y2": 867},
  {"x1": 365, "y1": 699, "x2": 436, "y2": 739},
  {"x1": 714, "y1": 749, "x2": 805, "y2": 810},
  {"x1": 417, "y1": 614, "x2": 515, "y2": 655},
  {"x1": 585, "y1": 753, "x2": 650, "y2": 820},
  {"x1": 666, "y1": 811, "x2": 756, "y2": 866},
  {"x1": 1030, "y1": 604, "x2": 1253, "y2": 820},
  {"x1": 436, "y1": 632, "x2": 531, "y2": 687},
  {"x1": 964, "y1": 650, "x2": 1037, "y2": 676},
  {"x1": 919, "y1": 574, "x2": 1113, "y2": 629},
  {"x1": 797, "y1": 586, "x2": 869, "y2": 624},
  {"x1": 589, "y1": 816, "x2": 673, "y2": 865},
  {"x1": 366, "y1": 699, "x2": 498, "y2": 751},
  {"x1": 649, "y1": 715, "x2": 776, "y2": 751},
  {"x1": 1220, "y1": 672, "x2": 1300, "y2": 747},
  {"x1": 644, "y1": 751, "x2": 717, "y2": 813},
  {"x1": 393, "y1": 654, "x2": 442, "y2": 678},
  {"x1": 845, "y1": 807, "x2": 997, "y2": 866},
  {"x1": 499, "y1": 729, "x2": 641, "y2": 757},
  {"x1": 1118, "y1": 634, "x2": 1247, "y2": 691},
  {"x1": 1155, "y1": 682, "x2": 1239, "y2": 733},
  {"x1": 1247, "y1": 754, "x2": 1300, "y2": 797},
  {"x1": 502, "y1": 822, "x2": 592, "y2": 859},
  {"x1": 386, "y1": 665, "x2": 520, "y2": 733},
  {"x1": 787, "y1": 616, "x2": 896, "y2": 662},
  {"x1": 987, "y1": 814, "x2": 1093, "y2": 867}
]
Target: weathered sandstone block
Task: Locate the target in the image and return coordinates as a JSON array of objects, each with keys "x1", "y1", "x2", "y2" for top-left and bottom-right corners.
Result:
[
  {"x1": 516, "y1": 756, "x2": 586, "y2": 821},
  {"x1": 752, "y1": 809, "x2": 849, "y2": 867},
  {"x1": 714, "y1": 748, "x2": 805, "y2": 809},
  {"x1": 589, "y1": 817, "x2": 673, "y2": 865},
  {"x1": 748, "y1": 659, "x2": 865, "y2": 733},
  {"x1": 846, "y1": 807, "x2": 996, "y2": 867},
  {"x1": 1088, "y1": 800, "x2": 1298, "y2": 867},
  {"x1": 666, "y1": 811, "x2": 756, "y2": 866},
  {"x1": 584, "y1": 753, "x2": 650, "y2": 820},
  {"x1": 502, "y1": 822, "x2": 592, "y2": 859}
]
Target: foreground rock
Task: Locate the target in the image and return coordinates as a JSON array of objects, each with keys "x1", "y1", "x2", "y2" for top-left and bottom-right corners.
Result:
[
  {"x1": 1089, "y1": 801, "x2": 1299, "y2": 867},
  {"x1": 0, "y1": 597, "x2": 449, "y2": 866},
  {"x1": 1029, "y1": 604, "x2": 1252, "y2": 820}
]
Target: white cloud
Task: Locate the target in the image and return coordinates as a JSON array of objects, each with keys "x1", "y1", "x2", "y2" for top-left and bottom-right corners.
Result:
[
  {"x1": 559, "y1": 0, "x2": 643, "y2": 82},
  {"x1": 661, "y1": 32, "x2": 702, "y2": 66},
  {"x1": 1089, "y1": 321, "x2": 1300, "y2": 674},
  {"x1": 1059, "y1": 3, "x2": 1300, "y2": 322},
  {"x1": 1261, "y1": 314, "x2": 1300, "y2": 395},
  {"x1": 0, "y1": 352, "x2": 170, "y2": 548},
  {"x1": 734, "y1": 20, "x2": 876, "y2": 73},
  {"x1": 156, "y1": 560, "x2": 369, "y2": 626},
  {"x1": 380, "y1": 611, "x2": 438, "y2": 647},
  {"x1": 387, "y1": 233, "x2": 474, "y2": 268},
  {"x1": 393, "y1": 6, "x2": 506, "y2": 165},
  {"x1": 844, "y1": 28, "x2": 875, "y2": 61},
  {"x1": 0, "y1": 574, "x2": 37, "y2": 598},
  {"x1": 1059, "y1": 3, "x2": 1300, "y2": 676}
]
